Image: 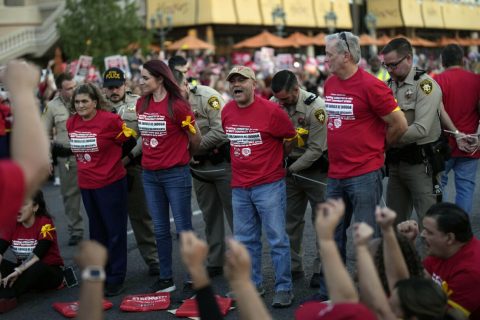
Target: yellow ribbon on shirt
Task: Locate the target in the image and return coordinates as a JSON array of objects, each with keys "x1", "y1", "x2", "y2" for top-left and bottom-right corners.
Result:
[
  {"x1": 181, "y1": 116, "x2": 197, "y2": 135},
  {"x1": 116, "y1": 123, "x2": 137, "y2": 139},
  {"x1": 284, "y1": 132, "x2": 305, "y2": 148},
  {"x1": 441, "y1": 281, "x2": 471, "y2": 317},
  {"x1": 296, "y1": 128, "x2": 309, "y2": 147},
  {"x1": 40, "y1": 224, "x2": 56, "y2": 239}
]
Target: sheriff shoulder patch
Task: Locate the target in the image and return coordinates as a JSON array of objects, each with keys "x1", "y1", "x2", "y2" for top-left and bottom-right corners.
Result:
[
  {"x1": 419, "y1": 79, "x2": 433, "y2": 95},
  {"x1": 314, "y1": 109, "x2": 326, "y2": 124},
  {"x1": 208, "y1": 96, "x2": 221, "y2": 110}
]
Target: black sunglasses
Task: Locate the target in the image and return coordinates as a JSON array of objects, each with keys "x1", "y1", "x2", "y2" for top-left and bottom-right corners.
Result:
[
  {"x1": 340, "y1": 32, "x2": 351, "y2": 55},
  {"x1": 382, "y1": 55, "x2": 408, "y2": 70}
]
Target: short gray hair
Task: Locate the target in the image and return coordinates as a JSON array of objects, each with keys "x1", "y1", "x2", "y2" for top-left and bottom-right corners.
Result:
[{"x1": 325, "y1": 32, "x2": 361, "y2": 64}]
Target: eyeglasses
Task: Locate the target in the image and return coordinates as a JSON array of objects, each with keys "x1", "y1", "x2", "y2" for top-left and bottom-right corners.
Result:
[
  {"x1": 382, "y1": 55, "x2": 408, "y2": 70},
  {"x1": 340, "y1": 32, "x2": 351, "y2": 55}
]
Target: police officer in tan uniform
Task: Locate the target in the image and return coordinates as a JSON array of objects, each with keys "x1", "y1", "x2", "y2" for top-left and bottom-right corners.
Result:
[
  {"x1": 382, "y1": 38, "x2": 443, "y2": 224},
  {"x1": 270, "y1": 70, "x2": 328, "y2": 288},
  {"x1": 43, "y1": 73, "x2": 84, "y2": 246},
  {"x1": 169, "y1": 56, "x2": 233, "y2": 277},
  {"x1": 103, "y1": 67, "x2": 160, "y2": 276}
]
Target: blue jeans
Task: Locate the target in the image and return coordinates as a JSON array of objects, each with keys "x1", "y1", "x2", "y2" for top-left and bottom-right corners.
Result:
[
  {"x1": 142, "y1": 165, "x2": 193, "y2": 279},
  {"x1": 318, "y1": 169, "x2": 383, "y2": 297},
  {"x1": 441, "y1": 157, "x2": 478, "y2": 214},
  {"x1": 232, "y1": 179, "x2": 292, "y2": 292}
]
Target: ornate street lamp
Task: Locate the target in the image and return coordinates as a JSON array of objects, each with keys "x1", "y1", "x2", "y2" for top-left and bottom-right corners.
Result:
[
  {"x1": 271, "y1": 5, "x2": 286, "y2": 37},
  {"x1": 324, "y1": 8, "x2": 337, "y2": 34},
  {"x1": 365, "y1": 12, "x2": 378, "y2": 55},
  {"x1": 150, "y1": 10, "x2": 173, "y2": 54}
]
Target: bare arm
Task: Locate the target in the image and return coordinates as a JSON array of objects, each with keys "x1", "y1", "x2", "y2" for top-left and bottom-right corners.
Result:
[
  {"x1": 180, "y1": 232, "x2": 224, "y2": 320},
  {"x1": 180, "y1": 232, "x2": 210, "y2": 290},
  {"x1": 354, "y1": 223, "x2": 397, "y2": 320},
  {"x1": 225, "y1": 239, "x2": 272, "y2": 320},
  {"x1": 376, "y1": 207, "x2": 410, "y2": 293},
  {"x1": 316, "y1": 199, "x2": 358, "y2": 302},
  {"x1": 1, "y1": 253, "x2": 40, "y2": 288},
  {"x1": 76, "y1": 240, "x2": 107, "y2": 320},
  {"x1": 4, "y1": 61, "x2": 50, "y2": 200},
  {"x1": 439, "y1": 102, "x2": 458, "y2": 132},
  {"x1": 382, "y1": 109, "x2": 408, "y2": 146}
]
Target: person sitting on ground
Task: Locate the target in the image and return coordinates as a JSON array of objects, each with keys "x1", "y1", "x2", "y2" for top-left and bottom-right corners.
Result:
[
  {"x1": 398, "y1": 203, "x2": 480, "y2": 319},
  {"x1": 0, "y1": 190, "x2": 64, "y2": 314},
  {"x1": 179, "y1": 231, "x2": 271, "y2": 320},
  {"x1": 356, "y1": 206, "x2": 461, "y2": 320}
]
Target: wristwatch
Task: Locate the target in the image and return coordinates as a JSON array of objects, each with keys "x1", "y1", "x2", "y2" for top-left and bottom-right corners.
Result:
[{"x1": 81, "y1": 266, "x2": 106, "y2": 282}]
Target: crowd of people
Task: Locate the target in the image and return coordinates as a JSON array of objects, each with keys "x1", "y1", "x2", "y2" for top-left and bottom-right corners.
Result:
[{"x1": 0, "y1": 31, "x2": 479, "y2": 319}]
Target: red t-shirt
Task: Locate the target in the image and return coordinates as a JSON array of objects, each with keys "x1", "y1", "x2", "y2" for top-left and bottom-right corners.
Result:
[
  {"x1": 2, "y1": 215, "x2": 64, "y2": 266},
  {"x1": 324, "y1": 68, "x2": 397, "y2": 179},
  {"x1": 136, "y1": 95, "x2": 194, "y2": 170},
  {"x1": 434, "y1": 68, "x2": 480, "y2": 158},
  {"x1": 424, "y1": 238, "x2": 480, "y2": 319},
  {"x1": 0, "y1": 161, "x2": 24, "y2": 237},
  {"x1": 67, "y1": 110, "x2": 128, "y2": 189},
  {"x1": 221, "y1": 96, "x2": 296, "y2": 188}
]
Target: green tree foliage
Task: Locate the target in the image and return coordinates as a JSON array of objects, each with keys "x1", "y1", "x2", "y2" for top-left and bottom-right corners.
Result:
[{"x1": 57, "y1": 0, "x2": 150, "y2": 68}]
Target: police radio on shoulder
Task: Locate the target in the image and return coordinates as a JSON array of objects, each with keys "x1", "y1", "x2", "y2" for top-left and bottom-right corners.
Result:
[{"x1": 81, "y1": 266, "x2": 106, "y2": 282}]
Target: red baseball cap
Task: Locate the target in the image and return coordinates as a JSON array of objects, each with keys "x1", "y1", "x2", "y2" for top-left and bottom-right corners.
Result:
[{"x1": 295, "y1": 301, "x2": 377, "y2": 320}]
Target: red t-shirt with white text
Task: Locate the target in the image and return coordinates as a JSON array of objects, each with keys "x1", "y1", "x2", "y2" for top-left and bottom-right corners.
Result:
[
  {"x1": 136, "y1": 95, "x2": 194, "y2": 170},
  {"x1": 0, "y1": 161, "x2": 24, "y2": 237},
  {"x1": 221, "y1": 96, "x2": 296, "y2": 188},
  {"x1": 424, "y1": 238, "x2": 480, "y2": 319},
  {"x1": 67, "y1": 110, "x2": 128, "y2": 189},
  {"x1": 2, "y1": 215, "x2": 64, "y2": 266},
  {"x1": 434, "y1": 68, "x2": 480, "y2": 158},
  {"x1": 324, "y1": 68, "x2": 397, "y2": 179}
]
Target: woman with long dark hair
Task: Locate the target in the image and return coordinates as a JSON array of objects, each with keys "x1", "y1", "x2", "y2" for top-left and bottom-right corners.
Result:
[
  {"x1": 136, "y1": 60, "x2": 201, "y2": 294},
  {"x1": 0, "y1": 190, "x2": 64, "y2": 314},
  {"x1": 67, "y1": 83, "x2": 136, "y2": 297}
]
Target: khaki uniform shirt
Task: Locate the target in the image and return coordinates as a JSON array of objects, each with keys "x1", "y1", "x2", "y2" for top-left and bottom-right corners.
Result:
[
  {"x1": 271, "y1": 89, "x2": 328, "y2": 173},
  {"x1": 42, "y1": 95, "x2": 73, "y2": 148},
  {"x1": 390, "y1": 67, "x2": 442, "y2": 146},
  {"x1": 188, "y1": 85, "x2": 228, "y2": 154},
  {"x1": 110, "y1": 92, "x2": 141, "y2": 157}
]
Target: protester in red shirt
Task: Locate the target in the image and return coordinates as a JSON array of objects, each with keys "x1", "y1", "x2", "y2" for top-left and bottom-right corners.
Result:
[
  {"x1": 0, "y1": 191, "x2": 64, "y2": 314},
  {"x1": 67, "y1": 83, "x2": 135, "y2": 297},
  {"x1": 316, "y1": 32, "x2": 407, "y2": 301},
  {"x1": 136, "y1": 60, "x2": 201, "y2": 296},
  {"x1": 0, "y1": 61, "x2": 50, "y2": 242},
  {"x1": 399, "y1": 202, "x2": 480, "y2": 319},
  {"x1": 222, "y1": 66, "x2": 297, "y2": 308},
  {"x1": 434, "y1": 44, "x2": 480, "y2": 214}
]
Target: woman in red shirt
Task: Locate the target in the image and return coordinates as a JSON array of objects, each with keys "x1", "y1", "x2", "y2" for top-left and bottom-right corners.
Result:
[
  {"x1": 0, "y1": 191, "x2": 64, "y2": 314},
  {"x1": 67, "y1": 83, "x2": 135, "y2": 297},
  {"x1": 136, "y1": 60, "x2": 201, "y2": 294}
]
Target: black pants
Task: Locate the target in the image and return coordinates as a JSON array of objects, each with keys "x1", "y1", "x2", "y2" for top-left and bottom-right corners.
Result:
[{"x1": 0, "y1": 259, "x2": 63, "y2": 299}]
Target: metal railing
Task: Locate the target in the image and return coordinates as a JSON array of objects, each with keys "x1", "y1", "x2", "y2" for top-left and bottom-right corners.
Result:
[{"x1": 0, "y1": 1, "x2": 65, "y2": 64}]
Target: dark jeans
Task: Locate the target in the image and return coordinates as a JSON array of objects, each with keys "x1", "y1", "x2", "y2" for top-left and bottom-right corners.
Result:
[
  {"x1": 318, "y1": 169, "x2": 383, "y2": 298},
  {"x1": 0, "y1": 259, "x2": 63, "y2": 299},
  {"x1": 81, "y1": 176, "x2": 128, "y2": 285}
]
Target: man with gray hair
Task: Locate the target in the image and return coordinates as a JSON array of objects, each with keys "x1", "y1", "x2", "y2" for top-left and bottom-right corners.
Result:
[{"x1": 315, "y1": 32, "x2": 407, "y2": 300}]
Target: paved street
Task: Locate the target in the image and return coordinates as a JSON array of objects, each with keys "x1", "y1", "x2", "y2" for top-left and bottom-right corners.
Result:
[{"x1": 2, "y1": 166, "x2": 480, "y2": 320}]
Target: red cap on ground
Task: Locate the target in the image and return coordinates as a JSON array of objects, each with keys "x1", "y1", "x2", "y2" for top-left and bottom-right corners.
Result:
[{"x1": 295, "y1": 301, "x2": 377, "y2": 320}]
